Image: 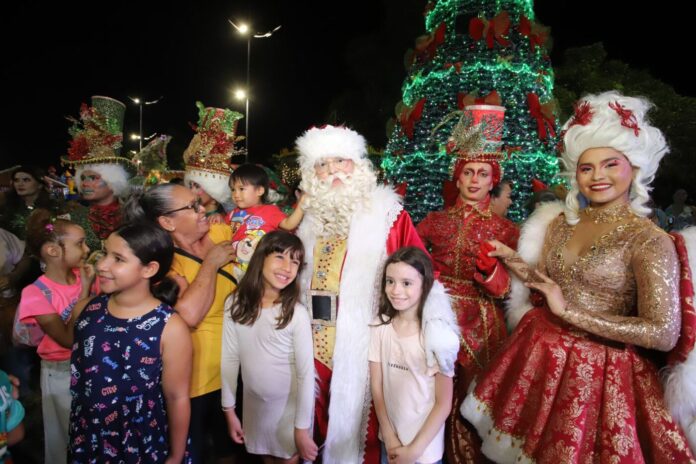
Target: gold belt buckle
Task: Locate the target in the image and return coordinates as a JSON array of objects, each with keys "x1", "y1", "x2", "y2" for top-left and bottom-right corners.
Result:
[{"x1": 308, "y1": 290, "x2": 337, "y2": 327}]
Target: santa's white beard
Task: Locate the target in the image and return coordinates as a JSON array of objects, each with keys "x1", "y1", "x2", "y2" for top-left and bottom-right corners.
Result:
[{"x1": 300, "y1": 163, "x2": 376, "y2": 238}]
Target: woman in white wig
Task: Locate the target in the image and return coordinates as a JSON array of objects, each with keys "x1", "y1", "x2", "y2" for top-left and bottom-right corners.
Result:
[{"x1": 460, "y1": 91, "x2": 696, "y2": 462}]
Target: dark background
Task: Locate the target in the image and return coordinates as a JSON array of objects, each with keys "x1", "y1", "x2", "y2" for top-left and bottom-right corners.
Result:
[{"x1": 1, "y1": 1, "x2": 690, "y2": 170}]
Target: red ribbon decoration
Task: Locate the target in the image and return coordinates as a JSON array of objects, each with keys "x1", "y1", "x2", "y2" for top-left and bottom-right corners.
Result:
[
  {"x1": 412, "y1": 22, "x2": 447, "y2": 64},
  {"x1": 527, "y1": 93, "x2": 556, "y2": 141},
  {"x1": 568, "y1": 101, "x2": 593, "y2": 128},
  {"x1": 531, "y1": 178, "x2": 548, "y2": 193},
  {"x1": 457, "y1": 90, "x2": 502, "y2": 109},
  {"x1": 394, "y1": 182, "x2": 408, "y2": 197},
  {"x1": 398, "y1": 98, "x2": 427, "y2": 139},
  {"x1": 469, "y1": 11, "x2": 511, "y2": 49},
  {"x1": 609, "y1": 101, "x2": 641, "y2": 136},
  {"x1": 443, "y1": 62, "x2": 463, "y2": 73},
  {"x1": 518, "y1": 16, "x2": 549, "y2": 52}
]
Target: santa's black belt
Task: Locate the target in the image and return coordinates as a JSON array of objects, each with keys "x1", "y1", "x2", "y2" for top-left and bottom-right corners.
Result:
[{"x1": 308, "y1": 290, "x2": 338, "y2": 326}]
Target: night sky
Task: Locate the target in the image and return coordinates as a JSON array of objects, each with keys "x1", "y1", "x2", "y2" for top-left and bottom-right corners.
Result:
[{"x1": 1, "y1": 1, "x2": 689, "y2": 171}]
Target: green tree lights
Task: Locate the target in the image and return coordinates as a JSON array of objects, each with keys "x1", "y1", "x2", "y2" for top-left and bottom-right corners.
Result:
[{"x1": 384, "y1": 0, "x2": 562, "y2": 222}]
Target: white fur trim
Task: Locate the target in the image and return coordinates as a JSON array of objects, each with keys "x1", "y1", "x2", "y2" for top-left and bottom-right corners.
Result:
[
  {"x1": 505, "y1": 201, "x2": 565, "y2": 330},
  {"x1": 297, "y1": 184, "x2": 401, "y2": 464},
  {"x1": 75, "y1": 164, "x2": 131, "y2": 198},
  {"x1": 422, "y1": 281, "x2": 460, "y2": 376},
  {"x1": 663, "y1": 226, "x2": 696, "y2": 454},
  {"x1": 460, "y1": 389, "x2": 530, "y2": 464},
  {"x1": 295, "y1": 125, "x2": 367, "y2": 172},
  {"x1": 184, "y1": 168, "x2": 231, "y2": 206}
]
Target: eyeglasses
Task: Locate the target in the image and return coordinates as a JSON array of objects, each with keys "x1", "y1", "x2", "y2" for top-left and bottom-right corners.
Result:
[
  {"x1": 162, "y1": 198, "x2": 202, "y2": 215},
  {"x1": 314, "y1": 158, "x2": 352, "y2": 174}
]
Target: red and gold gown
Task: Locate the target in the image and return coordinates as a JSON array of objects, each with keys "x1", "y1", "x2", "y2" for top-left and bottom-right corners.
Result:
[
  {"x1": 417, "y1": 197, "x2": 519, "y2": 463},
  {"x1": 461, "y1": 204, "x2": 695, "y2": 463}
]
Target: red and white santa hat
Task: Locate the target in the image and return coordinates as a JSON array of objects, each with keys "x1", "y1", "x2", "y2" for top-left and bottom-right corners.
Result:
[{"x1": 295, "y1": 125, "x2": 367, "y2": 172}]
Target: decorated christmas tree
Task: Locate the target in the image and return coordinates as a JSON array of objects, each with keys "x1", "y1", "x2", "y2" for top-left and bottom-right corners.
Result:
[{"x1": 383, "y1": 0, "x2": 562, "y2": 222}]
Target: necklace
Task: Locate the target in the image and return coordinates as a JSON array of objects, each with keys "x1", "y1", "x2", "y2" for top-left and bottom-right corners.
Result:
[{"x1": 583, "y1": 202, "x2": 633, "y2": 224}]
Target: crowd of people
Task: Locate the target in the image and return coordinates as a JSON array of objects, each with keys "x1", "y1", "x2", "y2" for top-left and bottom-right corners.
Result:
[{"x1": 0, "y1": 90, "x2": 695, "y2": 464}]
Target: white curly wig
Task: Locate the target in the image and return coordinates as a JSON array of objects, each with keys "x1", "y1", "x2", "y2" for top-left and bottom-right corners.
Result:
[
  {"x1": 561, "y1": 91, "x2": 668, "y2": 225},
  {"x1": 184, "y1": 168, "x2": 232, "y2": 207},
  {"x1": 75, "y1": 163, "x2": 131, "y2": 199}
]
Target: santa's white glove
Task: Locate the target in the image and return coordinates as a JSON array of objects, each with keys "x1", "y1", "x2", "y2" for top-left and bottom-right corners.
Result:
[{"x1": 424, "y1": 318, "x2": 459, "y2": 377}]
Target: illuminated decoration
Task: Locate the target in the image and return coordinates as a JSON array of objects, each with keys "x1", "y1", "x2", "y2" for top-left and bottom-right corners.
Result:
[{"x1": 384, "y1": 0, "x2": 563, "y2": 222}]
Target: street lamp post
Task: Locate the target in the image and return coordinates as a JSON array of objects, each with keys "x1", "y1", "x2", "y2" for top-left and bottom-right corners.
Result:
[
  {"x1": 234, "y1": 89, "x2": 249, "y2": 160},
  {"x1": 128, "y1": 96, "x2": 163, "y2": 151},
  {"x1": 228, "y1": 20, "x2": 281, "y2": 160}
]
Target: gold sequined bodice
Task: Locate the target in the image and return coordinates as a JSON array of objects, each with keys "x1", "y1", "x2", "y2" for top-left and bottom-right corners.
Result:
[{"x1": 539, "y1": 213, "x2": 681, "y2": 350}]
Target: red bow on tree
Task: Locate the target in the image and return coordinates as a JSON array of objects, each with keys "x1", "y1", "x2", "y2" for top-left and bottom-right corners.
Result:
[
  {"x1": 398, "y1": 98, "x2": 427, "y2": 139},
  {"x1": 457, "y1": 90, "x2": 502, "y2": 109},
  {"x1": 518, "y1": 16, "x2": 549, "y2": 52},
  {"x1": 527, "y1": 93, "x2": 556, "y2": 141},
  {"x1": 413, "y1": 22, "x2": 447, "y2": 64},
  {"x1": 444, "y1": 62, "x2": 463, "y2": 73},
  {"x1": 393, "y1": 182, "x2": 408, "y2": 197},
  {"x1": 531, "y1": 178, "x2": 548, "y2": 193},
  {"x1": 469, "y1": 11, "x2": 511, "y2": 49}
]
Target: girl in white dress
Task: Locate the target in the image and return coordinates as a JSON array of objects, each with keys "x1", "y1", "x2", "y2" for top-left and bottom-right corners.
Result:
[
  {"x1": 369, "y1": 247, "x2": 454, "y2": 464},
  {"x1": 221, "y1": 230, "x2": 318, "y2": 464}
]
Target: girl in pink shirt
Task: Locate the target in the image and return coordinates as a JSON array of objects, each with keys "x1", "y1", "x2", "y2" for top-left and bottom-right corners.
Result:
[
  {"x1": 17, "y1": 209, "x2": 96, "y2": 463},
  {"x1": 369, "y1": 247, "x2": 454, "y2": 464}
]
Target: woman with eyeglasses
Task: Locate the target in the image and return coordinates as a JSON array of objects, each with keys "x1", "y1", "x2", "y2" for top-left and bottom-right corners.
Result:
[{"x1": 123, "y1": 183, "x2": 238, "y2": 463}]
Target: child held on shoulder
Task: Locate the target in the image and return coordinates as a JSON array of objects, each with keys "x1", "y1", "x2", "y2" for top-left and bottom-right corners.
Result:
[
  {"x1": 69, "y1": 223, "x2": 192, "y2": 464},
  {"x1": 221, "y1": 230, "x2": 317, "y2": 464},
  {"x1": 17, "y1": 209, "x2": 96, "y2": 463},
  {"x1": 226, "y1": 164, "x2": 305, "y2": 279},
  {"x1": 370, "y1": 247, "x2": 454, "y2": 464}
]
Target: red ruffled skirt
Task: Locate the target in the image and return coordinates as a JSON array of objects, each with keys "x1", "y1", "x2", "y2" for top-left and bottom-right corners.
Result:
[{"x1": 461, "y1": 308, "x2": 695, "y2": 463}]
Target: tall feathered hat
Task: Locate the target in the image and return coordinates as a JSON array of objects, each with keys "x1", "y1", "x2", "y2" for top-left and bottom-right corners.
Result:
[
  {"x1": 63, "y1": 96, "x2": 135, "y2": 197},
  {"x1": 183, "y1": 101, "x2": 244, "y2": 205},
  {"x1": 440, "y1": 104, "x2": 506, "y2": 165}
]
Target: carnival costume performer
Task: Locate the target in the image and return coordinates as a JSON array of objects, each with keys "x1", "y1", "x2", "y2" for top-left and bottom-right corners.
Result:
[
  {"x1": 62, "y1": 96, "x2": 135, "y2": 250},
  {"x1": 183, "y1": 101, "x2": 244, "y2": 223},
  {"x1": 417, "y1": 105, "x2": 519, "y2": 463},
  {"x1": 294, "y1": 125, "x2": 460, "y2": 464},
  {"x1": 461, "y1": 91, "x2": 696, "y2": 463}
]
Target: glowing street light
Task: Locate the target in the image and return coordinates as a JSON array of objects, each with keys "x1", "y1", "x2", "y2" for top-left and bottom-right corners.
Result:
[
  {"x1": 128, "y1": 96, "x2": 163, "y2": 151},
  {"x1": 234, "y1": 89, "x2": 250, "y2": 161},
  {"x1": 130, "y1": 133, "x2": 157, "y2": 142},
  {"x1": 228, "y1": 19, "x2": 281, "y2": 158}
]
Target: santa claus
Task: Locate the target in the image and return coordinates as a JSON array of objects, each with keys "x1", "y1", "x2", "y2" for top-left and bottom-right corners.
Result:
[{"x1": 295, "y1": 125, "x2": 460, "y2": 464}]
